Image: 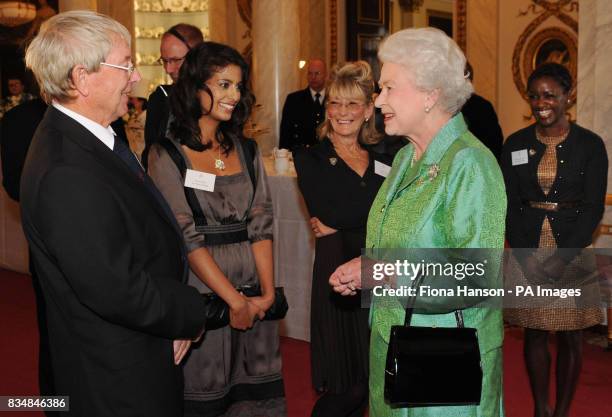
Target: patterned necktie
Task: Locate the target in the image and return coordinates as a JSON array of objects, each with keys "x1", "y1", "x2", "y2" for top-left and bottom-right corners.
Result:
[{"x1": 314, "y1": 92, "x2": 321, "y2": 106}]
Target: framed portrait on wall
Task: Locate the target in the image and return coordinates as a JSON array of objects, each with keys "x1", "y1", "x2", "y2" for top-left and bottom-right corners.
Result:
[
  {"x1": 534, "y1": 37, "x2": 570, "y2": 67},
  {"x1": 523, "y1": 27, "x2": 577, "y2": 83},
  {"x1": 514, "y1": 26, "x2": 578, "y2": 106}
]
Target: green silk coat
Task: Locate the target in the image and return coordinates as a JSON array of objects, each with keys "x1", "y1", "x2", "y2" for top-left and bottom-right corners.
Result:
[{"x1": 366, "y1": 114, "x2": 506, "y2": 417}]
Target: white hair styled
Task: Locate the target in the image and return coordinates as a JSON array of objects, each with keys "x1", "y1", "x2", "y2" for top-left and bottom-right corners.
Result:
[
  {"x1": 25, "y1": 10, "x2": 131, "y2": 103},
  {"x1": 378, "y1": 27, "x2": 473, "y2": 114}
]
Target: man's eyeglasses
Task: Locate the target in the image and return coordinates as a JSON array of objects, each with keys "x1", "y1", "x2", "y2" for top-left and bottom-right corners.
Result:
[
  {"x1": 157, "y1": 56, "x2": 186, "y2": 66},
  {"x1": 100, "y1": 62, "x2": 136, "y2": 77}
]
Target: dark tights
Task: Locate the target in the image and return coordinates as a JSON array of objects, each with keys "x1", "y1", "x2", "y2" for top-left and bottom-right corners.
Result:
[
  {"x1": 310, "y1": 381, "x2": 368, "y2": 417},
  {"x1": 524, "y1": 328, "x2": 583, "y2": 417}
]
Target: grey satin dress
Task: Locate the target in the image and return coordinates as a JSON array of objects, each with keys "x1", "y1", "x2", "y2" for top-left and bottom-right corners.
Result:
[{"x1": 148, "y1": 137, "x2": 286, "y2": 417}]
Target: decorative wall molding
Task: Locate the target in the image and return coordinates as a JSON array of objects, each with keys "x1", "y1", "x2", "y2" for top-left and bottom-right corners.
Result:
[
  {"x1": 134, "y1": 0, "x2": 209, "y2": 13},
  {"x1": 330, "y1": 0, "x2": 338, "y2": 64},
  {"x1": 236, "y1": 0, "x2": 252, "y2": 63},
  {"x1": 456, "y1": 0, "x2": 467, "y2": 53},
  {"x1": 136, "y1": 25, "x2": 208, "y2": 40}
]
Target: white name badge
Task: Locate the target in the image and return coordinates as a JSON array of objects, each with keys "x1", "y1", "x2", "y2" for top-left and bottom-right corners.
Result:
[
  {"x1": 184, "y1": 169, "x2": 216, "y2": 192},
  {"x1": 511, "y1": 149, "x2": 529, "y2": 166},
  {"x1": 374, "y1": 160, "x2": 392, "y2": 178}
]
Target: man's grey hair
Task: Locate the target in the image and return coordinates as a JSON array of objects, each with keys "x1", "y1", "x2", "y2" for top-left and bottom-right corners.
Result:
[
  {"x1": 378, "y1": 27, "x2": 473, "y2": 114},
  {"x1": 25, "y1": 10, "x2": 131, "y2": 103}
]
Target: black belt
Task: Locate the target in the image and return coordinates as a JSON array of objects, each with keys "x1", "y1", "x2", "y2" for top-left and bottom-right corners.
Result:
[
  {"x1": 523, "y1": 200, "x2": 580, "y2": 211},
  {"x1": 196, "y1": 222, "x2": 249, "y2": 246}
]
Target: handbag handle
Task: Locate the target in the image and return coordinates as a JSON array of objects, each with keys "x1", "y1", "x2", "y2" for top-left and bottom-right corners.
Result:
[{"x1": 403, "y1": 273, "x2": 465, "y2": 328}]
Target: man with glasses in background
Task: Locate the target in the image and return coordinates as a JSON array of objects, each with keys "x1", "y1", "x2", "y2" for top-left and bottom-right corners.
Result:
[
  {"x1": 143, "y1": 23, "x2": 204, "y2": 164},
  {"x1": 21, "y1": 11, "x2": 208, "y2": 416}
]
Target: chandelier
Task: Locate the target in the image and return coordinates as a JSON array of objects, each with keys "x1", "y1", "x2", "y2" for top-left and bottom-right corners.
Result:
[{"x1": 0, "y1": 1, "x2": 36, "y2": 27}]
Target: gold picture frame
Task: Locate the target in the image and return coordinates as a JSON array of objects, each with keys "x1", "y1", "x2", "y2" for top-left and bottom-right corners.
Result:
[{"x1": 521, "y1": 27, "x2": 577, "y2": 104}]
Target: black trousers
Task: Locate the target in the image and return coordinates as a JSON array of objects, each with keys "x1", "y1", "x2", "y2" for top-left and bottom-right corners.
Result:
[{"x1": 30, "y1": 256, "x2": 57, "y2": 417}]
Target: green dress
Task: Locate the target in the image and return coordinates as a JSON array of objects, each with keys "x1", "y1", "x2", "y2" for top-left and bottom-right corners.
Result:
[{"x1": 366, "y1": 114, "x2": 506, "y2": 417}]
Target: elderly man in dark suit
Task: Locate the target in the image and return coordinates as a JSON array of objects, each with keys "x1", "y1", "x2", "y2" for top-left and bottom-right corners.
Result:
[
  {"x1": 1, "y1": 98, "x2": 130, "y2": 417},
  {"x1": 21, "y1": 11, "x2": 207, "y2": 416},
  {"x1": 279, "y1": 58, "x2": 327, "y2": 150}
]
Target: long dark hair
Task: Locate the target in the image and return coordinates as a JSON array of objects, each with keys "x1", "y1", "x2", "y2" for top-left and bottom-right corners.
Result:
[{"x1": 169, "y1": 42, "x2": 255, "y2": 154}]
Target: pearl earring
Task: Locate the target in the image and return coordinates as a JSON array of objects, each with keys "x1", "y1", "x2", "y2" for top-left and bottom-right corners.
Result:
[{"x1": 425, "y1": 106, "x2": 431, "y2": 113}]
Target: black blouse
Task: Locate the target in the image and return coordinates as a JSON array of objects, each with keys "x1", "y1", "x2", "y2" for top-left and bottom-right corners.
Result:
[
  {"x1": 294, "y1": 138, "x2": 398, "y2": 233},
  {"x1": 501, "y1": 123, "x2": 608, "y2": 248}
]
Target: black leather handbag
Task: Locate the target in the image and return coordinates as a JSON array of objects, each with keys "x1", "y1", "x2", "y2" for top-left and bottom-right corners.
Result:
[
  {"x1": 384, "y1": 275, "x2": 482, "y2": 407},
  {"x1": 203, "y1": 286, "x2": 289, "y2": 330}
]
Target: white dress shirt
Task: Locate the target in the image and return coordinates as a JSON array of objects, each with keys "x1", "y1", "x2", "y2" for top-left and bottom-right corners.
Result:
[
  {"x1": 309, "y1": 88, "x2": 325, "y2": 105},
  {"x1": 53, "y1": 102, "x2": 116, "y2": 150}
]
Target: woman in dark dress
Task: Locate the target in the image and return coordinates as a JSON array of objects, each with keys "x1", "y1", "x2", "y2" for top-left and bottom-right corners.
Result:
[
  {"x1": 501, "y1": 63, "x2": 607, "y2": 417},
  {"x1": 294, "y1": 61, "x2": 398, "y2": 417},
  {"x1": 148, "y1": 42, "x2": 285, "y2": 417}
]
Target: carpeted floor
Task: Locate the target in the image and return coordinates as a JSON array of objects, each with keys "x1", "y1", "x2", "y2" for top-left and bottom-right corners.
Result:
[{"x1": 1, "y1": 269, "x2": 610, "y2": 417}]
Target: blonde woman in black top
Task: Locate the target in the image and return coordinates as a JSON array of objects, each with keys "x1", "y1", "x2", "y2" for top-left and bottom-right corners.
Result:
[{"x1": 294, "y1": 61, "x2": 399, "y2": 417}]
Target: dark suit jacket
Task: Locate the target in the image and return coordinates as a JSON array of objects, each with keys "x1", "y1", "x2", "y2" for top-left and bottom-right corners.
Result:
[
  {"x1": 501, "y1": 123, "x2": 607, "y2": 249},
  {"x1": 143, "y1": 85, "x2": 172, "y2": 161},
  {"x1": 461, "y1": 93, "x2": 504, "y2": 161},
  {"x1": 142, "y1": 84, "x2": 173, "y2": 167},
  {"x1": 1, "y1": 100, "x2": 128, "y2": 202},
  {"x1": 20, "y1": 107, "x2": 207, "y2": 417},
  {"x1": 1, "y1": 98, "x2": 47, "y2": 201},
  {"x1": 279, "y1": 87, "x2": 324, "y2": 150}
]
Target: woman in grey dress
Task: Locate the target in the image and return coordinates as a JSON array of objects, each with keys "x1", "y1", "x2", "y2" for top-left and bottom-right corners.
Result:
[{"x1": 147, "y1": 42, "x2": 286, "y2": 417}]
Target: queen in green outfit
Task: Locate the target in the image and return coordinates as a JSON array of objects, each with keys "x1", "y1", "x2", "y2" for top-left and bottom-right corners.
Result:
[{"x1": 330, "y1": 28, "x2": 507, "y2": 417}]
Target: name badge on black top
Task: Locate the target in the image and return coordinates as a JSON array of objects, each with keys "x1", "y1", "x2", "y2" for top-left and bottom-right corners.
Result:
[
  {"x1": 375, "y1": 160, "x2": 392, "y2": 177},
  {"x1": 511, "y1": 149, "x2": 528, "y2": 166}
]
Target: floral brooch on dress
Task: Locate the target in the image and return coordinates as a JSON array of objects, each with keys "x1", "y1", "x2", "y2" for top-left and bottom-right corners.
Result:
[{"x1": 415, "y1": 164, "x2": 440, "y2": 186}]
